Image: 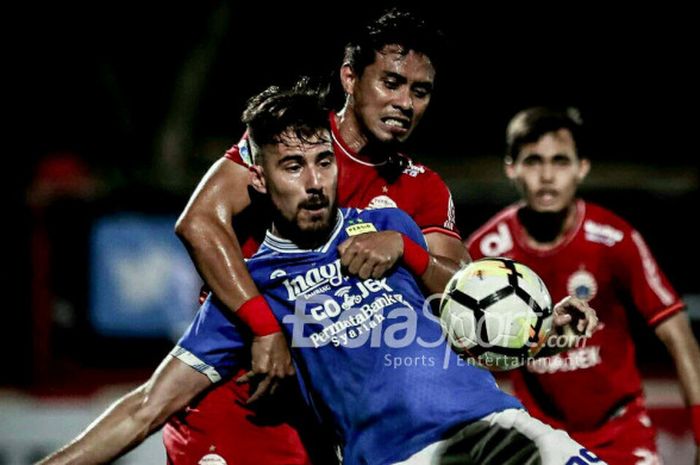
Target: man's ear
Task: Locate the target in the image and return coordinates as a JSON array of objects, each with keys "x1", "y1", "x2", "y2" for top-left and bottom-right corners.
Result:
[
  {"x1": 504, "y1": 156, "x2": 516, "y2": 180},
  {"x1": 249, "y1": 165, "x2": 267, "y2": 194},
  {"x1": 577, "y1": 158, "x2": 591, "y2": 182},
  {"x1": 339, "y1": 63, "x2": 356, "y2": 96}
]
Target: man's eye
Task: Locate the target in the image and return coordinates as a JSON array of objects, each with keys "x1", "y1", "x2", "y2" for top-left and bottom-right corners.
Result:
[
  {"x1": 384, "y1": 79, "x2": 400, "y2": 89},
  {"x1": 413, "y1": 88, "x2": 431, "y2": 99}
]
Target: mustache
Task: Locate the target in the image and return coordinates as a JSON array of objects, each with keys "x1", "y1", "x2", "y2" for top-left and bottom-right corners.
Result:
[{"x1": 298, "y1": 194, "x2": 329, "y2": 210}]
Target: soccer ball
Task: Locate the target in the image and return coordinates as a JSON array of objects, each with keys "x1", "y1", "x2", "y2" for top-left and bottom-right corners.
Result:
[{"x1": 440, "y1": 257, "x2": 553, "y2": 371}]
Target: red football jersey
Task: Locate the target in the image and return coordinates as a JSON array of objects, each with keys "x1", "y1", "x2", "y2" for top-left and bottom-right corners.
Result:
[
  {"x1": 164, "y1": 112, "x2": 460, "y2": 465},
  {"x1": 466, "y1": 200, "x2": 684, "y2": 431},
  {"x1": 224, "y1": 112, "x2": 460, "y2": 242}
]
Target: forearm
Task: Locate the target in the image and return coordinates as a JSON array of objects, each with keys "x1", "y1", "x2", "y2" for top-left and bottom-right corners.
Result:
[
  {"x1": 37, "y1": 357, "x2": 211, "y2": 465},
  {"x1": 36, "y1": 386, "x2": 159, "y2": 465},
  {"x1": 420, "y1": 255, "x2": 460, "y2": 296},
  {"x1": 175, "y1": 158, "x2": 261, "y2": 312},
  {"x1": 178, "y1": 217, "x2": 259, "y2": 310},
  {"x1": 658, "y1": 314, "x2": 700, "y2": 406}
]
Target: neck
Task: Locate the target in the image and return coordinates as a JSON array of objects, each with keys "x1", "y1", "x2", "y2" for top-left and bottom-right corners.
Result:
[
  {"x1": 271, "y1": 210, "x2": 338, "y2": 250},
  {"x1": 517, "y1": 202, "x2": 578, "y2": 249},
  {"x1": 335, "y1": 108, "x2": 393, "y2": 162}
]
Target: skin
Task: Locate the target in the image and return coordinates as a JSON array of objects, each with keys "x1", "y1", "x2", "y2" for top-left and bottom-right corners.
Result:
[{"x1": 507, "y1": 128, "x2": 700, "y2": 462}]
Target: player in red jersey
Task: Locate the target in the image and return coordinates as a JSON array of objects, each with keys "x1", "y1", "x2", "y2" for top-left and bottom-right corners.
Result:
[
  {"x1": 466, "y1": 106, "x2": 700, "y2": 465},
  {"x1": 35, "y1": 9, "x2": 466, "y2": 465}
]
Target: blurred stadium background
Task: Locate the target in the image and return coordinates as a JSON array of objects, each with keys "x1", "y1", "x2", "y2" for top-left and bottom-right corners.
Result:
[{"x1": 4, "y1": 2, "x2": 698, "y2": 463}]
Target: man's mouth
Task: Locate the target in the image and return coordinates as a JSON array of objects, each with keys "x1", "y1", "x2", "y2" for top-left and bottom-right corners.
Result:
[
  {"x1": 536, "y1": 189, "x2": 559, "y2": 203},
  {"x1": 381, "y1": 116, "x2": 410, "y2": 131}
]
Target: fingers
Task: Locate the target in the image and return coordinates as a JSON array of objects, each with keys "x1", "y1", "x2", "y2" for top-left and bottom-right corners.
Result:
[
  {"x1": 553, "y1": 296, "x2": 599, "y2": 337},
  {"x1": 247, "y1": 376, "x2": 273, "y2": 404},
  {"x1": 236, "y1": 370, "x2": 255, "y2": 385}
]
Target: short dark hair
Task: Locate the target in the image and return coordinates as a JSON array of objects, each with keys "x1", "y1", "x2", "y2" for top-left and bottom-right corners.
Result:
[
  {"x1": 242, "y1": 78, "x2": 330, "y2": 163},
  {"x1": 506, "y1": 106, "x2": 584, "y2": 161},
  {"x1": 343, "y1": 8, "x2": 445, "y2": 76}
]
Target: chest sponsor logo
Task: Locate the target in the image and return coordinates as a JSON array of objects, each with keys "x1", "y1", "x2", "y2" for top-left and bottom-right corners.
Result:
[
  {"x1": 566, "y1": 269, "x2": 598, "y2": 302},
  {"x1": 479, "y1": 223, "x2": 513, "y2": 257},
  {"x1": 366, "y1": 195, "x2": 398, "y2": 210},
  {"x1": 527, "y1": 345, "x2": 602, "y2": 374},
  {"x1": 276, "y1": 259, "x2": 346, "y2": 301},
  {"x1": 584, "y1": 220, "x2": 623, "y2": 246}
]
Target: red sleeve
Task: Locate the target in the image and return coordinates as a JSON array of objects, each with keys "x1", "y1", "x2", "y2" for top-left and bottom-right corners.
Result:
[
  {"x1": 223, "y1": 132, "x2": 253, "y2": 167},
  {"x1": 413, "y1": 169, "x2": 461, "y2": 240},
  {"x1": 465, "y1": 234, "x2": 486, "y2": 260},
  {"x1": 613, "y1": 228, "x2": 684, "y2": 326}
]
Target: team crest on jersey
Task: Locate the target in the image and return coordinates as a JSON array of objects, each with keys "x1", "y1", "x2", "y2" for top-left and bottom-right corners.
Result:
[
  {"x1": 566, "y1": 269, "x2": 598, "y2": 302},
  {"x1": 198, "y1": 453, "x2": 227, "y2": 465},
  {"x1": 366, "y1": 195, "x2": 398, "y2": 210},
  {"x1": 345, "y1": 219, "x2": 377, "y2": 236}
]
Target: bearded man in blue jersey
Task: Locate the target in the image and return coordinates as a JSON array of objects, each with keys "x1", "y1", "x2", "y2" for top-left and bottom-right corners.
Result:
[{"x1": 173, "y1": 87, "x2": 606, "y2": 465}]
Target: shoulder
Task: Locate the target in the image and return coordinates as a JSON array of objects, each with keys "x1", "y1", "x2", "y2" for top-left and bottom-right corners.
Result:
[
  {"x1": 581, "y1": 202, "x2": 633, "y2": 248},
  {"x1": 349, "y1": 207, "x2": 416, "y2": 231},
  {"x1": 398, "y1": 156, "x2": 448, "y2": 187}
]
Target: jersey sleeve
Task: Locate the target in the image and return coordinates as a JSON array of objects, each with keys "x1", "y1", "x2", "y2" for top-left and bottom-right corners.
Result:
[
  {"x1": 412, "y1": 170, "x2": 461, "y2": 240},
  {"x1": 370, "y1": 208, "x2": 428, "y2": 251},
  {"x1": 223, "y1": 132, "x2": 253, "y2": 167},
  {"x1": 170, "y1": 295, "x2": 251, "y2": 383},
  {"x1": 613, "y1": 228, "x2": 684, "y2": 326}
]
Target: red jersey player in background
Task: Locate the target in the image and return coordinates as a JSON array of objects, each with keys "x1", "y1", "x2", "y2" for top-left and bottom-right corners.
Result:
[
  {"x1": 467, "y1": 106, "x2": 700, "y2": 465},
  {"x1": 37, "y1": 10, "x2": 467, "y2": 465}
]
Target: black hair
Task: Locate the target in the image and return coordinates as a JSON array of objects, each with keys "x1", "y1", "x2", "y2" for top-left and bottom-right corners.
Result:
[
  {"x1": 343, "y1": 7, "x2": 445, "y2": 76},
  {"x1": 242, "y1": 77, "x2": 331, "y2": 163},
  {"x1": 506, "y1": 106, "x2": 584, "y2": 161}
]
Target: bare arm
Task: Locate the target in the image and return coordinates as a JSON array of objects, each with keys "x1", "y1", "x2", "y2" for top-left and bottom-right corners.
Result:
[
  {"x1": 655, "y1": 311, "x2": 700, "y2": 406},
  {"x1": 176, "y1": 158, "x2": 294, "y2": 399},
  {"x1": 36, "y1": 356, "x2": 211, "y2": 465},
  {"x1": 425, "y1": 232, "x2": 471, "y2": 267},
  {"x1": 175, "y1": 158, "x2": 258, "y2": 310}
]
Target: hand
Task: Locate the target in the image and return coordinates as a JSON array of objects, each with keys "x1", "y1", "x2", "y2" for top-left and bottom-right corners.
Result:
[
  {"x1": 236, "y1": 332, "x2": 295, "y2": 403},
  {"x1": 337, "y1": 231, "x2": 403, "y2": 280},
  {"x1": 552, "y1": 296, "x2": 599, "y2": 338}
]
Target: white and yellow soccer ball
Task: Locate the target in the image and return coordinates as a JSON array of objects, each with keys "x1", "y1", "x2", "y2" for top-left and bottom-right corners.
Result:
[{"x1": 440, "y1": 257, "x2": 553, "y2": 371}]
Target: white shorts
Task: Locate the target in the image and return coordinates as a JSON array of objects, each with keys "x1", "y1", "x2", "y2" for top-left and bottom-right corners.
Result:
[{"x1": 393, "y1": 408, "x2": 607, "y2": 465}]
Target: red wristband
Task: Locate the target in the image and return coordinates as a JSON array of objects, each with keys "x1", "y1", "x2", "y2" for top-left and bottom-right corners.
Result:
[
  {"x1": 401, "y1": 234, "x2": 430, "y2": 276},
  {"x1": 692, "y1": 404, "x2": 700, "y2": 444},
  {"x1": 236, "y1": 295, "x2": 281, "y2": 337}
]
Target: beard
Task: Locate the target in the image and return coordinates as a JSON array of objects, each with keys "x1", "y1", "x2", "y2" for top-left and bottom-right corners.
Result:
[
  {"x1": 272, "y1": 194, "x2": 338, "y2": 250},
  {"x1": 517, "y1": 206, "x2": 570, "y2": 243}
]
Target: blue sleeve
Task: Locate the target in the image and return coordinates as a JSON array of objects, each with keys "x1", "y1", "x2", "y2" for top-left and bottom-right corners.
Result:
[
  {"x1": 364, "y1": 208, "x2": 428, "y2": 250},
  {"x1": 170, "y1": 295, "x2": 251, "y2": 382}
]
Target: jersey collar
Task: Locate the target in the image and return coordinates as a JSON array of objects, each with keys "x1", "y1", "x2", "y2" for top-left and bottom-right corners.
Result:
[{"x1": 263, "y1": 210, "x2": 345, "y2": 254}]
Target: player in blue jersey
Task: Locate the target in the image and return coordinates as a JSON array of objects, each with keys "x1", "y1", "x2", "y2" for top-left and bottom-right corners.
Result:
[
  {"x1": 38, "y1": 85, "x2": 601, "y2": 465},
  {"x1": 173, "y1": 87, "x2": 603, "y2": 465}
]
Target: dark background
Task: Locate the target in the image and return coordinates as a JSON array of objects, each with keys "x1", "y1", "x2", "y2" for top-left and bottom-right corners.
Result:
[{"x1": 6, "y1": 2, "x2": 698, "y2": 389}]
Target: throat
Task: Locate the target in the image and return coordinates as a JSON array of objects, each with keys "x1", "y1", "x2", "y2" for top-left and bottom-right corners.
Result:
[{"x1": 518, "y1": 206, "x2": 574, "y2": 246}]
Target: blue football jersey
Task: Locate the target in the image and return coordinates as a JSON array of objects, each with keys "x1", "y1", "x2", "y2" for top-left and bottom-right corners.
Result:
[{"x1": 175, "y1": 208, "x2": 521, "y2": 465}]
